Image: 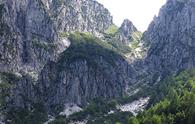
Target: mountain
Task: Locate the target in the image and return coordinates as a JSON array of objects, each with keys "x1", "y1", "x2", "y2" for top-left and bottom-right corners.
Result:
[
  {"x1": 1, "y1": 0, "x2": 195, "y2": 123},
  {"x1": 0, "y1": 0, "x2": 142, "y2": 123},
  {"x1": 116, "y1": 19, "x2": 138, "y2": 44},
  {"x1": 0, "y1": 0, "x2": 113, "y2": 73},
  {"x1": 123, "y1": 69, "x2": 195, "y2": 124},
  {"x1": 143, "y1": 0, "x2": 195, "y2": 84}
]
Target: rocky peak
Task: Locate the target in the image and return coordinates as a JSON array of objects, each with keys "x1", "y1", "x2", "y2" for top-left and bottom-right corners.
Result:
[
  {"x1": 119, "y1": 19, "x2": 137, "y2": 37},
  {"x1": 115, "y1": 19, "x2": 138, "y2": 43}
]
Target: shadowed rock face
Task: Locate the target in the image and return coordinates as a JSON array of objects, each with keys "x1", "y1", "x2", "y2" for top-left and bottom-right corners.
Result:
[
  {"x1": 2, "y1": 0, "x2": 195, "y2": 121},
  {"x1": 0, "y1": 0, "x2": 113, "y2": 73},
  {"x1": 143, "y1": 0, "x2": 195, "y2": 83},
  {"x1": 0, "y1": 0, "x2": 58, "y2": 73},
  {"x1": 39, "y1": 32, "x2": 139, "y2": 107},
  {"x1": 38, "y1": 56, "x2": 131, "y2": 107},
  {"x1": 0, "y1": 0, "x2": 137, "y2": 115}
]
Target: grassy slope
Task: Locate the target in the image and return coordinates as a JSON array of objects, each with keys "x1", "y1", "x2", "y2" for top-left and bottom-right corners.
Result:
[{"x1": 58, "y1": 32, "x2": 126, "y2": 70}]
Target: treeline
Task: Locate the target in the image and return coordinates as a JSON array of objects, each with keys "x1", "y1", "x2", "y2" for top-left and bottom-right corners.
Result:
[
  {"x1": 62, "y1": 69, "x2": 195, "y2": 124},
  {"x1": 128, "y1": 69, "x2": 195, "y2": 124}
]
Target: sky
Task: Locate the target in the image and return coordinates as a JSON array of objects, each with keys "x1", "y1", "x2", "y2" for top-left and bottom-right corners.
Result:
[{"x1": 96, "y1": 0, "x2": 166, "y2": 32}]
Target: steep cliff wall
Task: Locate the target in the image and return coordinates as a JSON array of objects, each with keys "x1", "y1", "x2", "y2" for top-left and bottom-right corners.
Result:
[
  {"x1": 0, "y1": 0, "x2": 139, "y2": 121},
  {"x1": 42, "y1": 0, "x2": 113, "y2": 34},
  {"x1": 0, "y1": 0, "x2": 113, "y2": 73},
  {"x1": 143, "y1": 0, "x2": 195, "y2": 83}
]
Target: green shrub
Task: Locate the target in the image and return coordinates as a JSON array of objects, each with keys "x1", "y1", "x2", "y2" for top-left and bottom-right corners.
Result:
[
  {"x1": 58, "y1": 32, "x2": 125, "y2": 70},
  {"x1": 6, "y1": 103, "x2": 47, "y2": 124},
  {"x1": 49, "y1": 116, "x2": 67, "y2": 124},
  {"x1": 130, "y1": 69, "x2": 195, "y2": 124},
  {"x1": 0, "y1": 72, "x2": 21, "y2": 107},
  {"x1": 105, "y1": 24, "x2": 119, "y2": 35},
  {"x1": 32, "y1": 38, "x2": 57, "y2": 51},
  {"x1": 128, "y1": 117, "x2": 139, "y2": 124}
]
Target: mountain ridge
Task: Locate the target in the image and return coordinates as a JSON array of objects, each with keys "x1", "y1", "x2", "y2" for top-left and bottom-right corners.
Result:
[{"x1": 1, "y1": 0, "x2": 195, "y2": 123}]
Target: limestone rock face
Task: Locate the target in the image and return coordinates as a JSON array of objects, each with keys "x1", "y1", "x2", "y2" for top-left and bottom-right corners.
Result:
[
  {"x1": 117, "y1": 19, "x2": 138, "y2": 43},
  {"x1": 42, "y1": 0, "x2": 113, "y2": 34},
  {"x1": 38, "y1": 55, "x2": 133, "y2": 108},
  {"x1": 0, "y1": 0, "x2": 60, "y2": 74},
  {"x1": 0, "y1": 0, "x2": 135, "y2": 117},
  {"x1": 4, "y1": 0, "x2": 195, "y2": 121},
  {"x1": 143, "y1": 0, "x2": 195, "y2": 83},
  {"x1": 0, "y1": 0, "x2": 113, "y2": 73}
]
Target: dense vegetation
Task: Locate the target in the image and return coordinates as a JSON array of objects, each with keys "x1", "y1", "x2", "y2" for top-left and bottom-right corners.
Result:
[
  {"x1": 49, "y1": 98, "x2": 133, "y2": 124},
  {"x1": 0, "y1": 72, "x2": 48, "y2": 124},
  {"x1": 1, "y1": 31, "x2": 195, "y2": 124},
  {"x1": 51, "y1": 69, "x2": 195, "y2": 124},
  {"x1": 6, "y1": 103, "x2": 47, "y2": 124},
  {"x1": 130, "y1": 31, "x2": 143, "y2": 50},
  {"x1": 98, "y1": 69, "x2": 195, "y2": 124},
  {"x1": 105, "y1": 24, "x2": 119, "y2": 36},
  {"x1": 133, "y1": 69, "x2": 195, "y2": 124},
  {"x1": 58, "y1": 32, "x2": 126, "y2": 69},
  {"x1": 0, "y1": 72, "x2": 20, "y2": 108}
]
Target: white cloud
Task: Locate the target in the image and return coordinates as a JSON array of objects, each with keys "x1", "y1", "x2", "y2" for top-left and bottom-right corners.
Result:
[{"x1": 96, "y1": 0, "x2": 166, "y2": 32}]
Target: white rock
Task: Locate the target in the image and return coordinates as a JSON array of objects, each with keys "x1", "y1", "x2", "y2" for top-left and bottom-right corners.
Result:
[
  {"x1": 59, "y1": 103, "x2": 83, "y2": 117},
  {"x1": 117, "y1": 97, "x2": 150, "y2": 116}
]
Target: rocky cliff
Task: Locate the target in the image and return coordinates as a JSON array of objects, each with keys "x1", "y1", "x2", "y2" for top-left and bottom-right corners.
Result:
[
  {"x1": 41, "y1": 0, "x2": 113, "y2": 34},
  {"x1": 143, "y1": 0, "x2": 195, "y2": 84},
  {"x1": 2, "y1": 0, "x2": 195, "y2": 123},
  {"x1": 38, "y1": 32, "x2": 137, "y2": 109},
  {"x1": 116, "y1": 19, "x2": 138, "y2": 44},
  {"x1": 0, "y1": 0, "x2": 139, "y2": 122},
  {"x1": 0, "y1": 0, "x2": 113, "y2": 73}
]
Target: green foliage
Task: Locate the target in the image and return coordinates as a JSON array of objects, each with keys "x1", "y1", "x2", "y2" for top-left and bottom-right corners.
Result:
[
  {"x1": 105, "y1": 31, "x2": 143, "y2": 55},
  {"x1": 0, "y1": 72, "x2": 20, "y2": 82},
  {"x1": 131, "y1": 32, "x2": 142, "y2": 42},
  {"x1": 58, "y1": 32, "x2": 124, "y2": 69},
  {"x1": 59, "y1": 32, "x2": 69, "y2": 39},
  {"x1": 143, "y1": 115, "x2": 162, "y2": 124},
  {"x1": 87, "y1": 68, "x2": 195, "y2": 124},
  {"x1": 69, "y1": 98, "x2": 117, "y2": 122},
  {"x1": 107, "y1": 40, "x2": 132, "y2": 54},
  {"x1": 48, "y1": 116, "x2": 67, "y2": 124},
  {"x1": 0, "y1": 82, "x2": 12, "y2": 107},
  {"x1": 0, "y1": 72, "x2": 48, "y2": 124},
  {"x1": 87, "y1": 112, "x2": 132, "y2": 124},
  {"x1": 0, "y1": 72, "x2": 20, "y2": 107},
  {"x1": 67, "y1": 97, "x2": 136, "y2": 124},
  {"x1": 32, "y1": 37, "x2": 57, "y2": 51},
  {"x1": 116, "y1": 86, "x2": 150, "y2": 105},
  {"x1": 6, "y1": 103, "x2": 47, "y2": 124},
  {"x1": 129, "y1": 32, "x2": 142, "y2": 50},
  {"x1": 130, "y1": 69, "x2": 195, "y2": 124},
  {"x1": 105, "y1": 24, "x2": 119, "y2": 35},
  {"x1": 130, "y1": 41, "x2": 139, "y2": 50},
  {"x1": 128, "y1": 117, "x2": 139, "y2": 124},
  {"x1": 50, "y1": 104, "x2": 64, "y2": 115}
]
